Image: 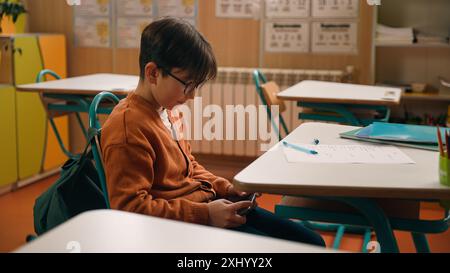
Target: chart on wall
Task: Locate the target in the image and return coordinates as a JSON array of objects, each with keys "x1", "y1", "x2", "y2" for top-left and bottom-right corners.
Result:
[
  {"x1": 73, "y1": 0, "x2": 112, "y2": 47},
  {"x1": 117, "y1": 17, "x2": 153, "y2": 48},
  {"x1": 216, "y1": 0, "x2": 259, "y2": 18},
  {"x1": 261, "y1": 0, "x2": 360, "y2": 54},
  {"x1": 73, "y1": 0, "x2": 198, "y2": 48},
  {"x1": 157, "y1": 0, "x2": 197, "y2": 17},
  {"x1": 265, "y1": 0, "x2": 310, "y2": 18},
  {"x1": 311, "y1": 0, "x2": 359, "y2": 18},
  {"x1": 265, "y1": 21, "x2": 309, "y2": 52},
  {"x1": 311, "y1": 21, "x2": 358, "y2": 53},
  {"x1": 74, "y1": 0, "x2": 112, "y2": 16},
  {"x1": 117, "y1": 0, "x2": 153, "y2": 16},
  {"x1": 115, "y1": 0, "x2": 197, "y2": 48}
]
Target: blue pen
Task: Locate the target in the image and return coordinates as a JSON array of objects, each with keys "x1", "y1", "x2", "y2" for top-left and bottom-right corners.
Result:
[{"x1": 282, "y1": 141, "x2": 318, "y2": 155}]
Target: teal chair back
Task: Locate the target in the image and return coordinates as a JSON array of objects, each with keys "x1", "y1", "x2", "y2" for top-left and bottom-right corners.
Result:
[
  {"x1": 253, "y1": 69, "x2": 289, "y2": 140},
  {"x1": 88, "y1": 91, "x2": 120, "y2": 209},
  {"x1": 36, "y1": 69, "x2": 61, "y2": 82},
  {"x1": 36, "y1": 69, "x2": 82, "y2": 159}
]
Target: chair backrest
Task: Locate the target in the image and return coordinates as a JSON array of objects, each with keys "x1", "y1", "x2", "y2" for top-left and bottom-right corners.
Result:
[
  {"x1": 260, "y1": 81, "x2": 287, "y2": 114},
  {"x1": 36, "y1": 69, "x2": 62, "y2": 110},
  {"x1": 88, "y1": 91, "x2": 121, "y2": 209},
  {"x1": 253, "y1": 69, "x2": 289, "y2": 139},
  {"x1": 36, "y1": 69, "x2": 61, "y2": 82}
]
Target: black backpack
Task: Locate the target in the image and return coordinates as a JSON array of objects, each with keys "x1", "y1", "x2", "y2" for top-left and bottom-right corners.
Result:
[{"x1": 33, "y1": 134, "x2": 107, "y2": 235}]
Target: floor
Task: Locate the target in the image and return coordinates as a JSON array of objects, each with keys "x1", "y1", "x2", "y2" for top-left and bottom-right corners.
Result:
[{"x1": 1, "y1": 154, "x2": 449, "y2": 253}]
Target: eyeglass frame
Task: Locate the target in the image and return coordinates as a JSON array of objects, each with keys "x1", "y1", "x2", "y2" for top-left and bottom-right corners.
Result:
[{"x1": 159, "y1": 67, "x2": 197, "y2": 96}]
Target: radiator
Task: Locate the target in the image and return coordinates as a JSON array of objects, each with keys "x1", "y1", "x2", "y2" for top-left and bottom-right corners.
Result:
[{"x1": 184, "y1": 67, "x2": 347, "y2": 157}]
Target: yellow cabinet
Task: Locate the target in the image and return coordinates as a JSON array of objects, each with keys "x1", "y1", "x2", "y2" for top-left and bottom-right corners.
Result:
[
  {"x1": 0, "y1": 34, "x2": 68, "y2": 189},
  {"x1": 0, "y1": 85, "x2": 18, "y2": 188},
  {"x1": 38, "y1": 35, "x2": 69, "y2": 171},
  {"x1": 13, "y1": 35, "x2": 46, "y2": 179}
]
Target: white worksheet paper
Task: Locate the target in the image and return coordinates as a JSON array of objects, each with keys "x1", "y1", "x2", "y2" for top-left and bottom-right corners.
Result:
[{"x1": 283, "y1": 144, "x2": 415, "y2": 164}]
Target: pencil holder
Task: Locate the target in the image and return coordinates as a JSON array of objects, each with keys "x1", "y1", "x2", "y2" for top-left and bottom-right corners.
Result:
[
  {"x1": 439, "y1": 156, "x2": 450, "y2": 209},
  {"x1": 439, "y1": 155, "x2": 450, "y2": 187}
]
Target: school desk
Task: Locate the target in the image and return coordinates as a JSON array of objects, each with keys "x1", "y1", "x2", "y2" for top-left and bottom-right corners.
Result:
[
  {"x1": 277, "y1": 81, "x2": 403, "y2": 126},
  {"x1": 17, "y1": 73, "x2": 138, "y2": 96},
  {"x1": 233, "y1": 122, "x2": 450, "y2": 253},
  {"x1": 15, "y1": 210, "x2": 334, "y2": 253},
  {"x1": 16, "y1": 73, "x2": 139, "y2": 158}
]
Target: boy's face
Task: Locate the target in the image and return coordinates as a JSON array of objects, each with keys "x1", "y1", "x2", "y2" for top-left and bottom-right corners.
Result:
[{"x1": 149, "y1": 65, "x2": 196, "y2": 110}]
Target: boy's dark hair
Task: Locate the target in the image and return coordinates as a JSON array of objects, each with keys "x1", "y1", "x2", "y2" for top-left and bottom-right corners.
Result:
[{"x1": 139, "y1": 17, "x2": 217, "y2": 87}]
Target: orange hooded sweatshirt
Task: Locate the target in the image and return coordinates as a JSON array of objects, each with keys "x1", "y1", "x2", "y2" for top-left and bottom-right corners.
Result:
[{"x1": 101, "y1": 92, "x2": 232, "y2": 225}]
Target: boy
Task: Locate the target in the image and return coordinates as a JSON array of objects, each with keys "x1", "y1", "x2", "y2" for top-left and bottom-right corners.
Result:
[{"x1": 101, "y1": 17, "x2": 325, "y2": 247}]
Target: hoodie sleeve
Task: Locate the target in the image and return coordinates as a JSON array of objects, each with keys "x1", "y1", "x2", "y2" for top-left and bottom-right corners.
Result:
[{"x1": 103, "y1": 143, "x2": 210, "y2": 225}]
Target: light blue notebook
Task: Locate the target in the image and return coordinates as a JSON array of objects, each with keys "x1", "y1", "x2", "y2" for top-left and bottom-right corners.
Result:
[
  {"x1": 340, "y1": 128, "x2": 438, "y2": 152},
  {"x1": 355, "y1": 122, "x2": 449, "y2": 144}
]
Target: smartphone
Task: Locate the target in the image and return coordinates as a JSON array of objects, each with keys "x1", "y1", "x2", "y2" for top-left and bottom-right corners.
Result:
[
  {"x1": 236, "y1": 193, "x2": 257, "y2": 216},
  {"x1": 227, "y1": 192, "x2": 256, "y2": 203}
]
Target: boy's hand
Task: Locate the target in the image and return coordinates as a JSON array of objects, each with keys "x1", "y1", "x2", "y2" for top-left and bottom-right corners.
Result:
[
  {"x1": 207, "y1": 199, "x2": 253, "y2": 228},
  {"x1": 227, "y1": 184, "x2": 262, "y2": 199}
]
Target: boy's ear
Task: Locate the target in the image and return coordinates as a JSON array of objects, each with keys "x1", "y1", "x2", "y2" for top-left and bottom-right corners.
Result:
[{"x1": 145, "y1": 62, "x2": 159, "y2": 84}]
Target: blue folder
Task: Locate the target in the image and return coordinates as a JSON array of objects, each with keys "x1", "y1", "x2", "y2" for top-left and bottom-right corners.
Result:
[
  {"x1": 355, "y1": 122, "x2": 449, "y2": 144},
  {"x1": 339, "y1": 122, "x2": 448, "y2": 151}
]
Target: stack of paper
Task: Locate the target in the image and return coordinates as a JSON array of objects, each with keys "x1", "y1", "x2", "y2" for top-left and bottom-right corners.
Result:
[
  {"x1": 283, "y1": 144, "x2": 415, "y2": 164},
  {"x1": 376, "y1": 24, "x2": 414, "y2": 45}
]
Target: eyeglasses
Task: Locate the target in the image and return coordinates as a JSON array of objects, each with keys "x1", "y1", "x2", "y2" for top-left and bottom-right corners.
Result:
[{"x1": 161, "y1": 67, "x2": 197, "y2": 96}]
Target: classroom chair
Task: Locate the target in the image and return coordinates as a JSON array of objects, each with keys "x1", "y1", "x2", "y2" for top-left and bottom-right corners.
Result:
[
  {"x1": 253, "y1": 69, "x2": 450, "y2": 252},
  {"x1": 36, "y1": 69, "x2": 89, "y2": 159},
  {"x1": 88, "y1": 91, "x2": 121, "y2": 209}
]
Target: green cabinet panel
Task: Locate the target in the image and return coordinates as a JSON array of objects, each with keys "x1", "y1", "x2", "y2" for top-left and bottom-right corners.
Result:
[
  {"x1": 0, "y1": 85, "x2": 18, "y2": 187},
  {"x1": 13, "y1": 36, "x2": 46, "y2": 179}
]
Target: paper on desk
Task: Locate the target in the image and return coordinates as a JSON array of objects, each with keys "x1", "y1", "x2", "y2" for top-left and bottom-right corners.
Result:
[{"x1": 283, "y1": 144, "x2": 415, "y2": 164}]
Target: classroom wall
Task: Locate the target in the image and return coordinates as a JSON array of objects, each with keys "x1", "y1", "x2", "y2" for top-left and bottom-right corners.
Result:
[
  {"x1": 26, "y1": 0, "x2": 375, "y2": 79},
  {"x1": 25, "y1": 0, "x2": 376, "y2": 153}
]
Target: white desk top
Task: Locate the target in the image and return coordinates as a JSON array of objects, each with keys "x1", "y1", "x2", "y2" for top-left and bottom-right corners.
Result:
[
  {"x1": 277, "y1": 80, "x2": 402, "y2": 106},
  {"x1": 16, "y1": 73, "x2": 139, "y2": 96},
  {"x1": 15, "y1": 210, "x2": 332, "y2": 253},
  {"x1": 234, "y1": 122, "x2": 450, "y2": 200}
]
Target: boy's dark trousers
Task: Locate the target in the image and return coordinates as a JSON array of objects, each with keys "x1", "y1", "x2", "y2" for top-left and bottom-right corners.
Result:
[{"x1": 231, "y1": 207, "x2": 326, "y2": 247}]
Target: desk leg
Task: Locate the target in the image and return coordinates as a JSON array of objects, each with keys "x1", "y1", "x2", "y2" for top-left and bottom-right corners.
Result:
[
  {"x1": 411, "y1": 233, "x2": 430, "y2": 253},
  {"x1": 46, "y1": 96, "x2": 91, "y2": 159},
  {"x1": 45, "y1": 95, "x2": 118, "y2": 158},
  {"x1": 334, "y1": 197, "x2": 400, "y2": 253},
  {"x1": 48, "y1": 117, "x2": 79, "y2": 159},
  {"x1": 75, "y1": 112, "x2": 89, "y2": 139}
]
